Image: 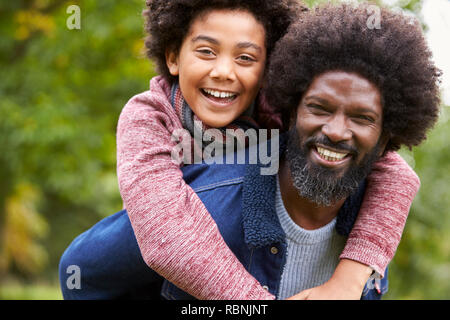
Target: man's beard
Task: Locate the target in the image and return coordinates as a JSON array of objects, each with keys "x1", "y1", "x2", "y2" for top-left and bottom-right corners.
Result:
[{"x1": 286, "y1": 126, "x2": 381, "y2": 206}]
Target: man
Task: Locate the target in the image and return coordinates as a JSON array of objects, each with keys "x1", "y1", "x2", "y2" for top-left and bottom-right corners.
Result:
[{"x1": 59, "y1": 3, "x2": 440, "y2": 300}]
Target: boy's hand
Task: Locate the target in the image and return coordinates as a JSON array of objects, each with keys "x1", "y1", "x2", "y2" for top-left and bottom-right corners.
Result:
[
  {"x1": 287, "y1": 259, "x2": 373, "y2": 300},
  {"x1": 287, "y1": 280, "x2": 360, "y2": 300}
]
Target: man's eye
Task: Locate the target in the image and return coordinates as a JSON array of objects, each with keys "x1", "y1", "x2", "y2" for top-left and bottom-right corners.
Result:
[
  {"x1": 354, "y1": 115, "x2": 375, "y2": 123},
  {"x1": 196, "y1": 49, "x2": 214, "y2": 56},
  {"x1": 308, "y1": 104, "x2": 329, "y2": 114}
]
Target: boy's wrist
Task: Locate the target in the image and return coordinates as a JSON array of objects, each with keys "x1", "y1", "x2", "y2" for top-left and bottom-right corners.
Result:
[{"x1": 330, "y1": 258, "x2": 372, "y2": 294}]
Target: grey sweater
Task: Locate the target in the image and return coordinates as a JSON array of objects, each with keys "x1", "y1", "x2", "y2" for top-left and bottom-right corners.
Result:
[{"x1": 275, "y1": 176, "x2": 347, "y2": 300}]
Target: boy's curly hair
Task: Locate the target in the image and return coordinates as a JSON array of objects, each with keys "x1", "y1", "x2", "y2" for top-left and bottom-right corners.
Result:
[
  {"x1": 143, "y1": 0, "x2": 306, "y2": 83},
  {"x1": 266, "y1": 3, "x2": 441, "y2": 152}
]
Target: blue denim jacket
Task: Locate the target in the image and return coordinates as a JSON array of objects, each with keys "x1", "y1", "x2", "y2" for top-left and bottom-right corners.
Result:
[{"x1": 59, "y1": 144, "x2": 388, "y2": 300}]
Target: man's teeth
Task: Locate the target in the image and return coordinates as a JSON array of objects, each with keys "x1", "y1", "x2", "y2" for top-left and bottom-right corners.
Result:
[
  {"x1": 316, "y1": 147, "x2": 348, "y2": 162},
  {"x1": 203, "y1": 89, "x2": 236, "y2": 98}
]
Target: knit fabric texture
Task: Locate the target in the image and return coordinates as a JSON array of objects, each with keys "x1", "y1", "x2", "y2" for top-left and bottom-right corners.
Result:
[{"x1": 275, "y1": 176, "x2": 347, "y2": 299}]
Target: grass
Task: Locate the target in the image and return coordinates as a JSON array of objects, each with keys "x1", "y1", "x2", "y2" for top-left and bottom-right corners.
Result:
[{"x1": 0, "y1": 282, "x2": 62, "y2": 300}]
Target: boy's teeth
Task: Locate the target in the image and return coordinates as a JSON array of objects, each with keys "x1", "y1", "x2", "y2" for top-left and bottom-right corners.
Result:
[
  {"x1": 204, "y1": 89, "x2": 236, "y2": 98},
  {"x1": 316, "y1": 147, "x2": 348, "y2": 162}
]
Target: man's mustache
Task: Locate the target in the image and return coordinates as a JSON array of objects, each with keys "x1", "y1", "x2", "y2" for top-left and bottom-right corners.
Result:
[{"x1": 304, "y1": 135, "x2": 358, "y2": 157}]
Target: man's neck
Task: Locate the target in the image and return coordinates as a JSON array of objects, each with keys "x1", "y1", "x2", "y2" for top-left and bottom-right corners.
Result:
[{"x1": 278, "y1": 158, "x2": 346, "y2": 230}]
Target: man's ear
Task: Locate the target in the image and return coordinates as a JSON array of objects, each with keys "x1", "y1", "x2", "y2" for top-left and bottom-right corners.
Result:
[
  {"x1": 165, "y1": 49, "x2": 179, "y2": 76},
  {"x1": 288, "y1": 101, "x2": 302, "y2": 128}
]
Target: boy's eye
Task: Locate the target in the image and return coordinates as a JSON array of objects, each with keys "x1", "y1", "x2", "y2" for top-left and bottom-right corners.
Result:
[{"x1": 237, "y1": 55, "x2": 256, "y2": 63}]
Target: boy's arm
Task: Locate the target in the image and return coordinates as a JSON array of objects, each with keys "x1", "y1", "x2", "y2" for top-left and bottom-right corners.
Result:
[
  {"x1": 339, "y1": 151, "x2": 420, "y2": 276},
  {"x1": 117, "y1": 91, "x2": 274, "y2": 300}
]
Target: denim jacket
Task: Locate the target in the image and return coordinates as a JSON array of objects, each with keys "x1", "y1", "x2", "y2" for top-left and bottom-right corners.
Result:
[
  {"x1": 59, "y1": 143, "x2": 388, "y2": 300},
  {"x1": 162, "y1": 159, "x2": 387, "y2": 300}
]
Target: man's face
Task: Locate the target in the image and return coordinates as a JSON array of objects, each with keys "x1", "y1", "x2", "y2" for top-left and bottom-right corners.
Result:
[{"x1": 286, "y1": 71, "x2": 385, "y2": 206}]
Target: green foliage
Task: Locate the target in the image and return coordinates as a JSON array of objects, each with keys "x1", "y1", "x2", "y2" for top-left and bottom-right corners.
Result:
[
  {"x1": 0, "y1": 0, "x2": 448, "y2": 299},
  {"x1": 386, "y1": 107, "x2": 450, "y2": 299},
  {"x1": 0, "y1": 0, "x2": 155, "y2": 279}
]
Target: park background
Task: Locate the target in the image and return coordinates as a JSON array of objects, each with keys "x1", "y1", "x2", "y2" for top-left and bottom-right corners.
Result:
[{"x1": 0, "y1": 0, "x2": 449, "y2": 299}]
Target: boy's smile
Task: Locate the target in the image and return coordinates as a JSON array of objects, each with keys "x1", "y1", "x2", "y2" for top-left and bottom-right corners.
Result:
[
  {"x1": 166, "y1": 9, "x2": 267, "y2": 127},
  {"x1": 201, "y1": 88, "x2": 238, "y2": 105}
]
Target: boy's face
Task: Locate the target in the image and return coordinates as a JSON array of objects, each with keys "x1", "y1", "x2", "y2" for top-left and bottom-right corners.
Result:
[{"x1": 166, "y1": 9, "x2": 266, "y2": 127}]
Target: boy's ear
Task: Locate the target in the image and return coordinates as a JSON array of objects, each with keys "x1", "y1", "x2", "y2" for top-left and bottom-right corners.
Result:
[{"x1": 165, "y1": 49, "x2": 180, "y2": 76}]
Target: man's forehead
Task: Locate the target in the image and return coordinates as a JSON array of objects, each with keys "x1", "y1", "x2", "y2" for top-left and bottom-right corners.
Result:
[{"x1": 303, "y1": 71, "x2": 383, "y2": 115}]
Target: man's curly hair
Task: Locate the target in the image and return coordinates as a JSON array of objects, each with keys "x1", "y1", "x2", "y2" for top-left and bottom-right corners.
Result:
[
  {"x1": 143, "y1": 0, "x2": 306, "y2": 83},
  {"x1": 266, "y1": 3, "x2": 441, "y2": 152}
]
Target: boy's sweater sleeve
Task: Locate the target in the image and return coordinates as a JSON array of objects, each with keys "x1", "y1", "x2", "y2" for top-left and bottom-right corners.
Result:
[
  {"x1": 117, "y1": 89, "x2": 274, "y2": 300},
  {"x1": 340, "y1": 151, "x2": 420, "y2": 276}
]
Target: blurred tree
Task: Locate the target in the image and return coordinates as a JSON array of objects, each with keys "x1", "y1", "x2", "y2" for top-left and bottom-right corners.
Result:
[
  {"x1": 388, "y1": 106, "x2": 450, "y2": 299},
  {"x1": 0, "y1": 0, "x2": 155, "y2": 279}
]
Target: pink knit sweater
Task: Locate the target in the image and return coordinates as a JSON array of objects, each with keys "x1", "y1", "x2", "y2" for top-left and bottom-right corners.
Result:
[{"x1": 117, "y1": 76, "x2": 420, "y2": 300}]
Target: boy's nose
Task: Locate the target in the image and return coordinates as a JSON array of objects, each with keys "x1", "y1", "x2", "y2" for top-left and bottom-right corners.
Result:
[
  {"x1": 210, "y1": 57, "x2": 236, "y2": 81},
  {"x1": 321, "y1": 115, "x2": 352, "y2": 143}
]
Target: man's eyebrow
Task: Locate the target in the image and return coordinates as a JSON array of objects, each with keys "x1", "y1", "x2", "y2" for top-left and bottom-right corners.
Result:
[
  {"x1": 191, "y1": 35, "x2": 219, "y2": 45},
  {"x1": 304, "y1": 96, "x2": 381, "y2": 117},
  {"x1": 304, "y1": 96, "x2": 330, "y2": 106}
]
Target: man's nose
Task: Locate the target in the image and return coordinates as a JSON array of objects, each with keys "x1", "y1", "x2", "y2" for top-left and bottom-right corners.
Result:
[
  {"x1": 209, "y1": 57, "x2": 236, "y2": 81},
  {"x1": 321, "y1": 115, "x2": 352, "y2": 143}
]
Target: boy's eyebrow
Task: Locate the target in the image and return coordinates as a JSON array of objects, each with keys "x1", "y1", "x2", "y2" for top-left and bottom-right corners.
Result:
[
  {"x1": 191, "y1": 35, "x2": 219, "y2": 45},
  {"x1": 236, "y1": 41, "x2": 262, "y2": 53},
  {"x1": 191, "y1": 35, "x2": 262, "y2": 52}
]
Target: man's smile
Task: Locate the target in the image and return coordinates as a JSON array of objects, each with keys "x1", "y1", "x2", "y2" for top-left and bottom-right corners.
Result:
[{"x1": 310, "y1": 144, "x2": 353, "y2": 169}]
